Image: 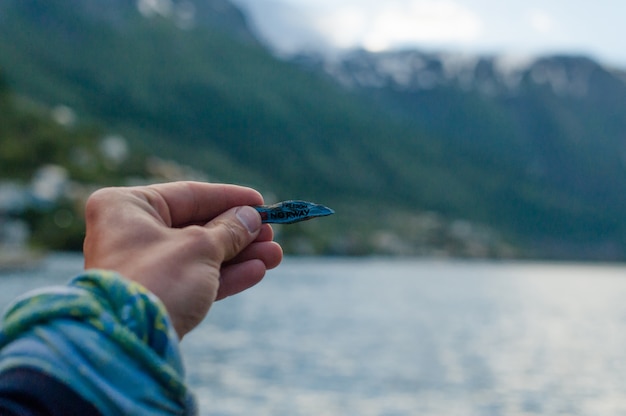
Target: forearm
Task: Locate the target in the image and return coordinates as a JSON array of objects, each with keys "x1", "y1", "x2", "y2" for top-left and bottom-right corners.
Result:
[{"x1": 0, "y1": 270, "x2": 197, "y2": 415}]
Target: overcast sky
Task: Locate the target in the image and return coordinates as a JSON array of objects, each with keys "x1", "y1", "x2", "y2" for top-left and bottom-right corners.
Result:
[{"x1": 231, "y1": 0, "x2": 626, "y2": 68}]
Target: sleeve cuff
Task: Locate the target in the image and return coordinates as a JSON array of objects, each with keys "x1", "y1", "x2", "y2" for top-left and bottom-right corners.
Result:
[{"x1": 0, "y1": 269, "x2": 197, "y2": 415}]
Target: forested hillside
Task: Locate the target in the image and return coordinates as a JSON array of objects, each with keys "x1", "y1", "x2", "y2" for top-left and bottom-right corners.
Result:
[
  {"x1": 0, "y1": 70, "x2": 153, "y2": 249},
  {"x1": 1, "y1": 0, "x2": 625, "y2": 259},
  {"x1": 299, "y1": 50, "x2": 626, "y2": 258}
]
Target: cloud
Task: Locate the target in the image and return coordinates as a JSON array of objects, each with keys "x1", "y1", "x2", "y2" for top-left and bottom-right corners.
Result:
[
  {"x1": 231, "y1": 0, "x2": 332, "y2": 53},
  {"x1": 314, "y1": 0, "x2": 483, "y2": 51},
  {"x1": 234, "y1": 0, "x2": 483, "y2": 53},
  {"x1": 527, "y1": 9, "x2": 556, "y2": 35}
]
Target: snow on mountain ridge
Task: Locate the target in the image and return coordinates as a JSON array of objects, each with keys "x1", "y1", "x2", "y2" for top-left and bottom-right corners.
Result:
[
  {"x1": 137, "y1": 0, "x2": 197, "y2": 29},
  {"x1": 313, "y1": 48, "x2": 609, "y2": 98}
]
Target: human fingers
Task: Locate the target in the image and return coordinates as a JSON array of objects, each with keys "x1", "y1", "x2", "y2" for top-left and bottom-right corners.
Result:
[
  {"x1": 225, "y1": 240, "x2": 283, "y2": 270},
  {"x1": 216, "y1": 259, "x2": 267, "y2": 300},
  {"x1": 256, "y1": 224, "x2": 275, "y2": 242},
  {"x1": 144, "y1": 181, "x2": 264, "y2": 227},
  {"x1": 202, "y1": 205, "x2": 263, "y2": 262}
]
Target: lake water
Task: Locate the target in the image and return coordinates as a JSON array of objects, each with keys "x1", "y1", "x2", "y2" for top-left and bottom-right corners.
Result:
[{"x1": 2, "y1": 254, "x2": 626, "y2": 415}]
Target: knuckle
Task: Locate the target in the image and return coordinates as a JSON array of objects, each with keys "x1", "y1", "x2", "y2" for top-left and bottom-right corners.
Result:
[
  {"x1": 224, "y1": 221, "x2": 247, "y2": 252},
  {"x1": 182, "y1": 225, "x2": 242, "y2": 261},
  {"x1": 85, "y1": 187, "x2": 117, "y2": 221},
  {"x1": 212, "y1": 218, "x2": 248, "y2": 260},
  {"x1": 183, "y1": 225, "x2": 214, "y2": 248}
]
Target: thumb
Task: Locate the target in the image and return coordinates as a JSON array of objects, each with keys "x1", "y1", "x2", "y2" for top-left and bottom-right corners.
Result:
[{"x1": 205, "y1": 205, "x2": 262, "y2": 262}]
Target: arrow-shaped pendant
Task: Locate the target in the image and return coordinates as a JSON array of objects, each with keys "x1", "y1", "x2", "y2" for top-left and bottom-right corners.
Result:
[{"x1": 253, "y1": 200, "x2": 335, "y2": 224}]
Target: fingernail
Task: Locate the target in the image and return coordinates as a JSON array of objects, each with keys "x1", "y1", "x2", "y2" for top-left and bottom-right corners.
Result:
[{"x1": 236, "y1": 206, "x2": 261, "y2": 234}]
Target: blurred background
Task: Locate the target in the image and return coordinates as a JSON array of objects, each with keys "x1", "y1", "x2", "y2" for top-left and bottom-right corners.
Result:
[
  {"x1": 3, "y1": 2, "x2": 626, "y2": 415},
  {"x1": 1, "y1": 0, "x2": 626, "y2": 261}
]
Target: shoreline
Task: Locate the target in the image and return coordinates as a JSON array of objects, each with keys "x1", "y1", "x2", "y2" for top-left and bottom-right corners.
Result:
[{"x1": 0, "y1": 248, "x2": 44, "y2": 272}]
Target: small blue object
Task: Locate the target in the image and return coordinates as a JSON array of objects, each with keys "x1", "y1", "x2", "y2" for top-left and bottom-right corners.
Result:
[{"x1": 254, "y1": 200, "x2": 335, "y2": 224}]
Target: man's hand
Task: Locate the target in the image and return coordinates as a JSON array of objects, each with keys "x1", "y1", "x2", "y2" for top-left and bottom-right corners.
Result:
[{"x1": 82, "y1": 181, "x2": 283, "y2": 338}]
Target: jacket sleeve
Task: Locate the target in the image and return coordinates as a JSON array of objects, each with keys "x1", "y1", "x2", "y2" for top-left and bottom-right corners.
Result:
[
  {"x1": 0, "y1": 367, "x2": 102, "y2": 415},
  {"x1": 0, "y1": 269, "x2": 198, "y2": 416}
]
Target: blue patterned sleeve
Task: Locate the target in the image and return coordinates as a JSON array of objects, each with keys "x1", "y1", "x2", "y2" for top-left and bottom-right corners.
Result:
[{"x1": 0, "y1": 269, "x2": 197, "y2": 415}]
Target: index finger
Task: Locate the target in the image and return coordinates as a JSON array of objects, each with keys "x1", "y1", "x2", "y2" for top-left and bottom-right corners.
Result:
[{"x1": 144, "y1": 181, "x2": 265, "y2": 227}]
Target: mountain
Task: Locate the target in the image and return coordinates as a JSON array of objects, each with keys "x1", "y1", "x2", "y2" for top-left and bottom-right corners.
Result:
[
  {"x1": 293, "y1": 49, "x2": 626, "y2": 258},
  {"x1": 1, "y1": 0, "x2": 626, "y2": 259}
]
